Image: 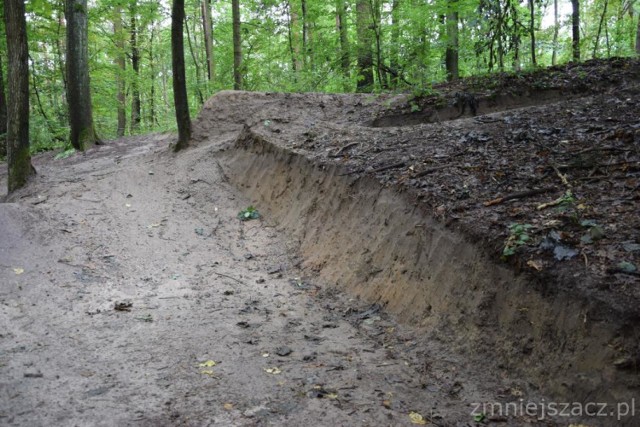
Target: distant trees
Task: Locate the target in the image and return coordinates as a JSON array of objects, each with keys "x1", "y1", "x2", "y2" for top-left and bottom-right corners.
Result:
[
  {"x1": 4, "y1": 0, "x2": 34, "y2": 192},
  {"x1": 65, "y1": 0, "x2": 100, "y2": 151},
  {"x1": 1, "y1": 0, "x2": 639, "y2": 165}
]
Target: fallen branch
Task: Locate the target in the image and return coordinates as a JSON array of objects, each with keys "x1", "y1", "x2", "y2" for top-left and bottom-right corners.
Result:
[
  {"x1": 606, "y1": 268, "x2": 640, "y2": 278},
  {"x1": 329, "y1": 142, "x2": 359, "y2": 158},
  {"x1": 339, "y1": 161, "x2": 406, "y2": 176},
  {"x1": 414, "y1": 165, "x2": 451, "y2": 178},
  {"x1": 210, "y1": 270, "x2": 244, "y2": 284},
  {"x1": 484, "y1": 187, "x2": 556, "y2": 207}
]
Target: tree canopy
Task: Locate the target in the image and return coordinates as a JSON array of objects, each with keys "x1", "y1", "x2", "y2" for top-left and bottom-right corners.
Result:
[{"x1": 1, "y1": 0, "x2": 639, "y2": 155}]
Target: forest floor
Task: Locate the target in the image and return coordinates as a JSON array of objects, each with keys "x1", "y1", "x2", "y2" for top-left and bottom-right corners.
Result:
[{"x1": 0, "y1": 57, "x2": 639, "y2": 427}]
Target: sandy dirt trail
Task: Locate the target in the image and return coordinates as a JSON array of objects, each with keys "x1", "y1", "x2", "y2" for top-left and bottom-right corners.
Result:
[{"x1": 0, "y1": 134, "x2": 510, "y2": 426}]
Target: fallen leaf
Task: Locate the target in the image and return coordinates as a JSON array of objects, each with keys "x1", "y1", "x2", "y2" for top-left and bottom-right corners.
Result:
[
  {"x1": 264, "y1": 367, "x2": 282, "y2": 374},
  {"x1": 13, "y1": 268, "x2": 24, "y2": 275},
  {"x1": 223, "y1": 403, "x2": 234, "y2": 410},
  {"x1": 526, "y1": 259, "x2": 543, "y2": 271},
  {"x1": 409, "y1": 411, "x2": 427, "y2": 425},
  {"x1": 198, "y1": 360, "x2": 217, "y2": 368},
  {"x1": 200, "y1": 370, "x2": 215, "y2": 376}
]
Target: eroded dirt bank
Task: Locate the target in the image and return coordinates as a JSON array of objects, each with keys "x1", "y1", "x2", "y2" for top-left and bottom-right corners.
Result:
[
  {"x1": 189, "y1": 58, "x2": 639, "y2": 425},
  {"x1": 223, "y1": 125, "x2": 637, "y2": 414}
]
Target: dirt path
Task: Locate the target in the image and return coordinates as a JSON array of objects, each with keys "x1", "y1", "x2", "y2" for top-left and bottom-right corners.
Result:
[{"x1": 0, "y1": 134, "x2": 527, "y2": 426}]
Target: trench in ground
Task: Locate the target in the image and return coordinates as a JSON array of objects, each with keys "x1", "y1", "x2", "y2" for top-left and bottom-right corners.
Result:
[{"x1": 219, "y1": 126, "x2": 639, "y2": 414}]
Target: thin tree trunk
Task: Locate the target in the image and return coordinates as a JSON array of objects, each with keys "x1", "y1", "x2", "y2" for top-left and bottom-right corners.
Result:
[
  {"x1": 552, "y1": 0, "x2": 558, "y2": 65},
  {"x1": 184, "y1": 14, "x2": 204, "y2": 105},
  {"x1": 130, "y1": 3, "x2": 141, "y2": 133},
  {"x1": 232, "y1": 0, "x2": 242, "y2": 90},
  {"x1": 114, "y1": 6, "x2": 126, "y2": 137},
  {"x1": 149, "y1": 21, "x2": 157, "y2": 126},
  {"x1": 336, "y1": 0, "x2": 350, "y2": 85},
  {"x1": 172, "y1": 0, "x2": 191, "y2": 151},
  {"x1": 571, "y1": 0, "x2": 580, "y2": 61},
  {"x1": 0, "y1": 55, "x2": 7, "y2": 158},
  {"x1": 445, "y1": 0, "x2": 459, "y2": 81},
  {"x1": 355, "y1": 0, "x2": 374, "y2": 92},
  {"x1": 636, "y1": 12, "x2": 640, "y2": 54},
  {"x1": 56, "y1": 1, "x2": 67, "y2": 92},
  {"x1": 65, "y1": 0, "x2": 99, "y2": 151},
  {"x1": 593, "y1": 0, "x2": 608, "y2": 58},
  {"x1": 201, "y1": 0, "x2": 215, "y2": 81},
  {"x1": 289, "y1": 1, "x2": 303, "y2": 73},
  {"x1": 529, "y1": 0, "x2": 536, "y2": 66},
  {"x1": 4, "y1": 0, "x2": 34, "y2": 191},
  {"x1": 389, "y1": 0, "x2": 399, "y2": 87},
  {"x1": 302, "y1": 0, "x2": 308, "y2": 67},
  {"x1": 370, "y1": 0, "x2": 385, "y2": 88}
]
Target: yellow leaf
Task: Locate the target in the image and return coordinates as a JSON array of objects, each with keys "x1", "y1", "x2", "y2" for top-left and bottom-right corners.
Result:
[
  {"x1": 264, "y1": 367, "x2": 282, "y2": 374},
  {"x1": 409, "y1": 411, "x2": 427, "y2": 425},
  {"x1": 326, "y1": 393, "x2": 338, "y2": 400},
  {"x1": 198, "y1": 360, "x2": 217, "y2": 368},
  {"x1": 223, "y1": 403, "x2": 234, "y2": 410},
  {"x1": 13, "y1": 268, "x2": 24, "y2": 275},
  {"x1": 200, "y1": 370, "x2": 215, "y2": 375}
]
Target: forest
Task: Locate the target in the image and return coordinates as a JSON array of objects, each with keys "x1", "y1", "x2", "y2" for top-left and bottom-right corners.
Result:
[{"x1": 1, "y1": 0, "x2": 640, "y2": 191}]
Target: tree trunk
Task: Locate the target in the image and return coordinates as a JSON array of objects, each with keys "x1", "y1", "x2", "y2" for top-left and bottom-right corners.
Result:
[
  {"x1": 571, "y1": 0, "x2": 580, "y2": 61},
  {"x1": 149, "y1": 22, "x2": 157, "y2": 127},
  {"x1": 184, "y1": 13, "x2": 205, "y2": 105},
  {"x1": 355, "y1": 0, "x2": 374, "y2": 92},
  {"x1": 593, "y1": 0, "x2": 608, "y2": 58},
  {"x1": 552, "y1": 0, "x2": 558, "y2": 65},
  {"x1": 0, "y1": 54, "x2": 7, "y2": 158},
  {"x1": 130, "y1": 3, "x2": 141, "y2": 133},
  {"x1": 114, "y1": 6, "x2": 126, "y2": 137},
  {"x1": 336, "y1": 0, "x2": 350, "y2": 85},
  {"x1": 172, "y1": 0, "x2": 191, "y2": 151},
  {"x1": 65, "y1": 0, "x2": 99, "y2": 151},
  {"x1": 232, "y1": 0, "x2": 242, "y2": 90},
  {"x1": 201, "y1": 0, "x2": 215, "y2": 81},
  {"x1": 636, "y1": 12, "x2": 640, "y2": 55},
  {"x1": 389, "y1": 0, "x2": 399, "y2": 87},
  {"x1": 289, "y1": 1, "x2": 303, "y2": 73},
  {"x1": 4, "y1": 0, "x2": 34, "y2": 191},
  {"x1": 529, "y1": 0, "x2": 536, "y2": 66},
  {"x1": 445, "y1": 0, "x2": 459, "y2": 81}
]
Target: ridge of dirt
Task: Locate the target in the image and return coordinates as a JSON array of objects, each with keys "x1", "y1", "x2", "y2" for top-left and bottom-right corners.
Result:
[{"x1": 186, "y1": 57, "x2": 640, "y2": 425}]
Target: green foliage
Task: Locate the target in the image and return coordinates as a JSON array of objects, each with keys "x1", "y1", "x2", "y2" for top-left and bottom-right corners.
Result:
[
  {"x1": 502, "y1": 223, "x2": 533, "y2": 259},
  {"x1": 54, "y1": 147, "x2": 77, "y2": 160},
  {"x1": 7, "y1": 0, "x2": 638, "y2": 156},
  {"x1": 238, "y1": 206, "x2": 260, "y2": 221}
]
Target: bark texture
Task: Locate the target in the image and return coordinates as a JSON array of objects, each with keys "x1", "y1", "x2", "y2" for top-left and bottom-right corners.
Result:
[
  {"x1": 232, "y1": 0, "x2": 242, "y2": 90},
  {"x1": 172, "y1": 0, "x2": 192, "y2": 151},
  {"x1": 355, "y1": 0, "x2": 374, "y2": 92},
  {"x1": 201, "y1": 0, "x2": 215, "y2": 81},
  {"x1": 114, "y1": 6, "x2": 126, "y2": 137},
  {"x1": 4, "y1": 0, "x2": 34, "y2": 191},
  {"x1": 0, "y1": 55, "x2": 7, "y2": 158},
  {"x1": 571, "y1": 0, "x2": 580, "y2": 61},
  {"x1": 65, "y1": 0, "x2": 99, "y2": 151},
  {"x1": 445, "y1": 0, "x2": 459, "y2": 81}
]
